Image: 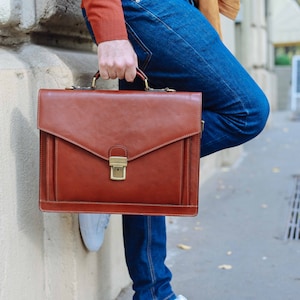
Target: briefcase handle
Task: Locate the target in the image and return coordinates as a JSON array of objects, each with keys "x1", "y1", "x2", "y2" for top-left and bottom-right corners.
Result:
[{"x1": 91, "y1": 68, "x2": 150, "y2": 90}]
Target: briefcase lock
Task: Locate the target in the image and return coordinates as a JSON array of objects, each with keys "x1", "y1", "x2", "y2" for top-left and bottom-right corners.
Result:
[{"x1": 109, "y1": 156, "x2": 128, "y2": 180}]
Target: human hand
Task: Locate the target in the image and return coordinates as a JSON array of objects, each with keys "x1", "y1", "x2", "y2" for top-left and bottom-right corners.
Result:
[{"x1": 97, "y1": 40, "x2": 138, "y2": 82}]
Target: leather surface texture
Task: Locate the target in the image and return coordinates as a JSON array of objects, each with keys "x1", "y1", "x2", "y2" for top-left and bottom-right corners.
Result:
[{"x1": 38, "y1": 88, "x2": 202, "y2": 216}]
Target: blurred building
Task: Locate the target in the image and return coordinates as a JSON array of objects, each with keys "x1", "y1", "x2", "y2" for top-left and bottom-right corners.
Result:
[{"x1": 269, "y1": 0, "x2": 300, "y2": 111}]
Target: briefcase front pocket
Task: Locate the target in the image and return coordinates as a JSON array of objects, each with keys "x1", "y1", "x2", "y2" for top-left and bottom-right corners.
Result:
[{"x1": 38, "y1": 89, "x2": 202, "y2": 216}]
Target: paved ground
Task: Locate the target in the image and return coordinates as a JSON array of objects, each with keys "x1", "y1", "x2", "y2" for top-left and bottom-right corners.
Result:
[{"x1": 116, "y1": 111, "x2": 300, "y2": 300}]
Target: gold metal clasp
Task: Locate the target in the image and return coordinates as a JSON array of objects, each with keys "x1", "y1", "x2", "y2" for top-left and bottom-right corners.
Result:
[
  {"x1": 201, "y1": 120, "x2": 205, "y2": 132},
  {"x1": 109, "y1": 156, "x2": 128, "y2": 180}
]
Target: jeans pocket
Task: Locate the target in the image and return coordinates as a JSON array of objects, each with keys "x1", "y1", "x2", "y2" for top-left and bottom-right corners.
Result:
[{"x1": 126, "y1": 22, "x2": 152, "y2": 71}]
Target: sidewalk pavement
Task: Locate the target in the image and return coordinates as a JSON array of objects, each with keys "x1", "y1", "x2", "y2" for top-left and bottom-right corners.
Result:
[{"x1": 116, "y1": 111, "x2": 300, "y2": 300}]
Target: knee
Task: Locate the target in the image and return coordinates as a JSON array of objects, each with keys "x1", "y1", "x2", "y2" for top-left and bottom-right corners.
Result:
[{"x1": 245, "y1": 92, "x2": 270, "y2": 140}]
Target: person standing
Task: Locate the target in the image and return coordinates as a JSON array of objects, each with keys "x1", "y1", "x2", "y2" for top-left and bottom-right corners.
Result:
[{"x1": 79, "y1": 1, "x2": 269, "y2": 299}]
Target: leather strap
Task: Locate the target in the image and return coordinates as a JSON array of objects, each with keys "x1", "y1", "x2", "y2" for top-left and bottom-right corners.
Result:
[{"x1": 91, "y1": 68, "x2": 149, "y2": 90}]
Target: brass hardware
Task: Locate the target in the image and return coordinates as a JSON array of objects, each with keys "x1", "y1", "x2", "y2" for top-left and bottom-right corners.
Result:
[
  {"x1": 67, "y1": 69, "x2": 177, "y2": 92},
  {"x1": 201, "y1": 120, "x2": 205, "y2": 132},
  {"x1": 91, "y1": 75, "x2": 98, "y2": 89},
  {"x1": 146, "y1": 87, "x2": 176, "y2": 92},
  {"x1": 144, "y1": 78, "x2": 150, "y2": 91},
  {"x1": 65, "y1": 86, "x2": 94, "y2": 90},
  {"x1": 109, "y1": 156, "x2": 128, "y2": 180},
  {"x1": 89, "y1": 69, "x2": 176, "y2": 92}
]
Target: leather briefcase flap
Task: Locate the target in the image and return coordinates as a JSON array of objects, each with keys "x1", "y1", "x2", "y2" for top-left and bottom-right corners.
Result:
[{"x1": 38, "y1": 89, "x2": 201, "y2": 162}]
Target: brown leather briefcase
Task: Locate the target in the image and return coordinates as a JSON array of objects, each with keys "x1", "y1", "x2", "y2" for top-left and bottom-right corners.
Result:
[{"x1": 38, "y1": 71, "x2": 203, "y2": 216}]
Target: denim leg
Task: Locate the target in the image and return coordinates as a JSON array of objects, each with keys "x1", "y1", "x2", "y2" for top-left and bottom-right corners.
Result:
[
  {"x1": 123, "y1": 215, "x2": 175, "y2": 300},
  {"x1": 121, "y1": 0, "x2": 270, "y2": 157},
  {"x1": 82, "y1": 6, "x2": 176, "y2": 300},
  {"x1": 120, "y1": 1, "x2": 269, "y2": 299}
]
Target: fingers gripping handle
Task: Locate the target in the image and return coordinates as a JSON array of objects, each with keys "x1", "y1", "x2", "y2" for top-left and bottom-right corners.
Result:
[{"x1": 91, "y1": 68, "x2": 150, "y2": 90}]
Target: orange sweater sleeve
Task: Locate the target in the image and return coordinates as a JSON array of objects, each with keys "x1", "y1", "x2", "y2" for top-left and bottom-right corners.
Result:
[{"x1": 81, "y1": 0, "x2": 128, "y2": 44}]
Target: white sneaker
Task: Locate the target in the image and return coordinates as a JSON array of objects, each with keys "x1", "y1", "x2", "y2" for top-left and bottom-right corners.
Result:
[
  {"x1": 176, "y1": 296, "x2": 187, "y2": 300},
  {"x1": 79, "y1": 213, "x2": 110, "y2": 252}
]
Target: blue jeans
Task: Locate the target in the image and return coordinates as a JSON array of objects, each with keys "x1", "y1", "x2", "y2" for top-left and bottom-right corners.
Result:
[{"x1": 83, "y1": 0, "x2": 269, "y2": 299}]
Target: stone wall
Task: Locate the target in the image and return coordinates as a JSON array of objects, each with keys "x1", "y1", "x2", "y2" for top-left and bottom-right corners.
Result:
[{"x1": 1, "y1": 1, "x2": 130, "y2": 299}]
